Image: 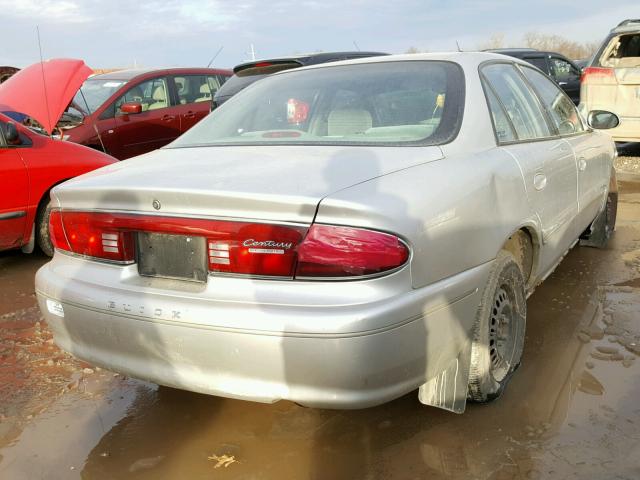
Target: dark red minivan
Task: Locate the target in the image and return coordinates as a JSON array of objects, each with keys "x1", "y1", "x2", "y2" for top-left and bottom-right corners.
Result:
[{"x1": 61, "y1": 67, "x2": 231, "y2": 160}]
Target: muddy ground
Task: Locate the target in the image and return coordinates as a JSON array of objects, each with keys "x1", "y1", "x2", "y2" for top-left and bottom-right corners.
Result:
[{"x1": 2, "y1": 169, "x2": 640, "y2": 480}]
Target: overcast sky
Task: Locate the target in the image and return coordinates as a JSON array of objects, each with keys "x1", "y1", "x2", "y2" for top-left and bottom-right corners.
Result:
[{"x1": 2, "y1": 0, "x2": 640, "y2": 69}]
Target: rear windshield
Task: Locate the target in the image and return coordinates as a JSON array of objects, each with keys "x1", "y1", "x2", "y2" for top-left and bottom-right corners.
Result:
[
  {"x1": 172, "y1": 60, "x2": 464, "y2": 147},
  {"x1": 215, "y1": 63, "x2": 301, "y2": 100},
  {"x1": 600, "y1": 33, "x2": 640, "y2": 68}
]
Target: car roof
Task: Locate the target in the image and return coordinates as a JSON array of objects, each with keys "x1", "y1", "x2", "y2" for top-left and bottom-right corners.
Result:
[
  {"x1": 233, "y1": 51, "x2": 388, "y2": 73},
  {"x1": 613, "y1": 19, "x2": 640, "y2": 33},
  {"x1": 90, "y1": 67, "x2": 231, "y2": 81},
  {"x1": 269, "y1": 51, "x2": 533, "y2": 76}
]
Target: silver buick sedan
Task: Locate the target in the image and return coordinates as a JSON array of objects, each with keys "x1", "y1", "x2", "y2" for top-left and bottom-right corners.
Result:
[{"x1": 36, "y1": 53, "x2": 618, "y2": 413}]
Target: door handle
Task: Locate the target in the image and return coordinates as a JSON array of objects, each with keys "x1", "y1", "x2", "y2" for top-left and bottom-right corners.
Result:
[
  {"x1": 559, "y1": 81, "x2": 568, "y2": 86},
  {"x1": 183, "y1": 111, "x2": 196, "y2": 119},
  {"x1": 161, "y1": 115, "x2": 176, "y2": 122},
  {"x1": 578, "y1": 157, "x2": 587, "y2": 171},
  {"x1": 533, "y1": 173, "x2": 547, "y2": 191}
]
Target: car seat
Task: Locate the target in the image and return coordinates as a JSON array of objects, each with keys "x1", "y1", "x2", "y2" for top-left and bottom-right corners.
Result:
[
  {"x1": 195, "y1": 84, "x2": 212, "y2": 103},
  {"x1": 327, "y1": 109, "x2": 372, "y2": 136},
  {"x1": 148, "y1": 85, "x2": 168, "y2": 110}
]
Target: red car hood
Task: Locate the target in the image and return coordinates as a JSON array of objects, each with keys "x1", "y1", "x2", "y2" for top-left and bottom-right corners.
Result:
[{"x1": 0, "y1": 58, "x2": 92, "y2": 135}]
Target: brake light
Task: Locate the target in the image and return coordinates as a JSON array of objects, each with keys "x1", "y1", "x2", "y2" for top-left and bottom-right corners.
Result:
[
  {"x1": 581, "y1": 67, "x2": 615, "y2": 84},
  {"x1": 49, "y1": 210, "x2": 135, "y2": 263},
  {"x1": 295, "y1": 225, "x2": 409, "y2": 278}
]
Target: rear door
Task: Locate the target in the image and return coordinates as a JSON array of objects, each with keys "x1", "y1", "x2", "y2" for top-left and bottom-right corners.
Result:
[
  {"x1": 112, "y1": 76, "x2": 181, "y2": 159},
  {"x1": 519, "y1": 65, "x2": 608, "y2": 234},
  {"x1": 170, "y1": 75, "x2": 223, "y2": 133},
  {"x1": 0, "y1": 123, "x2": 28, "y2": 250},
  {"x1": 482, "y1": 62, "x2": 578, "y2": 274}
]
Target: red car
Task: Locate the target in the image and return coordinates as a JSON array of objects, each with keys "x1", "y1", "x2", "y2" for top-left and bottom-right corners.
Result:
[
  {"x1": 0, "y1": 113, "x2": 114, "y2": 255},
  {"x1": 0, "y1": 59, "x2": 116, "y2": 256},
  {"x1": 61, "y1": 68, "x2": 231, "y2": 159}
]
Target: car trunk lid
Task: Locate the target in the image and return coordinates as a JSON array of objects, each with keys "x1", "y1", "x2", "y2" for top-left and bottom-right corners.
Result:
[{"x1": 52, "y1": 145, "x2": 444, "y2": 223}]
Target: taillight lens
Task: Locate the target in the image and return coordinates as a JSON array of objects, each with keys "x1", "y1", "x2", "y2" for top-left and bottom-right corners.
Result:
[
  {"x1": 50, "y1": 210, "x2": 135, "y2": 263},
  {"x1": 295, "y1": 225, "x2": 409, "y2": 278},
  {"x1": 49, "y1": 210, "x2": 410, "y2": 279},
  {"x1": 581, "y1": 67, "x2": 615, "y2": 84},
  {"x1": 206, "y1": 223, "x2": 305, "y2": 277}
]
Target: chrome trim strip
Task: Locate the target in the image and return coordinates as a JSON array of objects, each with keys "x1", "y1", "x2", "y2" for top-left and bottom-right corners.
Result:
[{"x1": 0, "y1": 210, "x2": 26, "y2": 220}]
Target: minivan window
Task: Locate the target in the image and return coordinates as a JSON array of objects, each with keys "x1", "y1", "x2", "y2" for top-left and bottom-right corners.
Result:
[
  {"x1": 482, "y1": 63, "x2": 551, "y2": 141},
  {"x1": 174, "y1": 75, "x2": 221, "y2": 104},
  {"x1": 171, "y1": 61, "x2": 464, "y2": 147},
  {"x1": 520, "y1": 66, "x2": 584, "y2": 135}
]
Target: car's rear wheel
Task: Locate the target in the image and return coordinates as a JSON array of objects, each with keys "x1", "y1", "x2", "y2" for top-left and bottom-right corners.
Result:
[
  {"x1": 468, "y1": 250, "x2": 526, "y2": 403},
  {"x1": 36, "y1": 198, "x2": 54, "y2": 257}
]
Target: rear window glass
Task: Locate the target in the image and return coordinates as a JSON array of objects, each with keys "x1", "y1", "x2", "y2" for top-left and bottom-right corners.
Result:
[
  {"x1": 171, "y1": 61, "x2": 464, "y2": 147},
  {"x1": 601, "y1": 34, "x2": 640, "y2": 67}
]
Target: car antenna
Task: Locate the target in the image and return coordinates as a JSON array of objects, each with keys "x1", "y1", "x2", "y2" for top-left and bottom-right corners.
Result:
[
  {"x1": 207, "y1": 46, "x2": 224, "y2": 68},
  {"x1": 353, "y1": 41, "x2": 361, "y2": 52},
  {"x1": 78, "y1": 88, "x2": 107, "y2": 154},
  {"x1": 36, "y1": 26, "x2": 53, "y2": 138},
  {"x1": 456, "y1": 40, "x2": 463, "y2": 52}
]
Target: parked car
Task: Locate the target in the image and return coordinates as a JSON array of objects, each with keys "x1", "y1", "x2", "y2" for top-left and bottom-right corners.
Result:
[
  {"x1": 0, "y1": 113, "x2": 115, "y2": 255},
  {"x1": 62, "y1": 67, "x2": 231, "y2": 159},
  {"x1": 36, "y1": 53, "x2": 619, "y2": 414},
  {"x1": 581, "y1": 19, "x2": 640, "y2": 143},
  {"x1": 0, "y1": 66, "x2": 19, "y2": 84},
  {"x1": 0, "y1": 59, "x2": 117, "y2": 256},
  {"x1": 212, "y1": 51, "x2": 388, "y2": 108},
  {"x1": 487, "y1": 48, "x2": 582, "y2": 104}
]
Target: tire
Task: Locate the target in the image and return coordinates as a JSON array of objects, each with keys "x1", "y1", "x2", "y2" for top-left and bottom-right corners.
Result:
[
  {"x1": 468, "y1": 250, "x2": 527, "y2": 403},
  {"x1": 36, "y1": 198, "x2": 54, "y2": 257}
]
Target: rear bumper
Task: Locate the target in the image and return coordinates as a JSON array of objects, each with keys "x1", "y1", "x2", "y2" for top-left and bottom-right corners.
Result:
[{"x1": 35, "y1": 252, "x2": 491, "y2": 408}]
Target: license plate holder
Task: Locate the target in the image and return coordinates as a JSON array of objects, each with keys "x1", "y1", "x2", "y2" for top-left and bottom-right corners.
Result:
[{"x1": 137, "y1": 233, "x2": 208, "y2": 283}]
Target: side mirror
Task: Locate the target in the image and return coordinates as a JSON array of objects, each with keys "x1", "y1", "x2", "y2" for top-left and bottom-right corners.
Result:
[
  {"x1": 120, "y1": 102, "x2": 142, "y2": 115},
  {"x1": 3, "y1": 122, "x2": 21, "y2": 145},
  {"x1": 588, "y1": 110, "x2": 620, "y2": 130}
]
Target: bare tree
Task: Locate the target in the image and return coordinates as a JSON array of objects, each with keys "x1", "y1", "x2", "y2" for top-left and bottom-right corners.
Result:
[
  {"x1": 477, "y1": 33, "x2": 505, "y2": 50},
  {"x1": 405, "y1": 46, "x2": 428, "y2": 54},
  {"x1": 475, "y1": 32, "x2": 599, "y2": 60}
]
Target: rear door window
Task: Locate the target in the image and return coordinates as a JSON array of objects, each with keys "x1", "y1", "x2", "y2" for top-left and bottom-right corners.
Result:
[
  {"x1": 549, "y1": 57, "x2": 580, "y2": 83},
  {"x1": 520, "y1": 66, "x2": 584, "y2": 135},
  {"x1": 173, "y1": 75, "x2": 219, "y2": 105},
  {"x1": 481, "y1": 63, "x2": 552, "y2": 141},
  {"x1": 483, "y1": 85, "x2": 517, "y2": 143},
  {"x1": 523, "y1": 56, "x2": 549, "y2": 74}
]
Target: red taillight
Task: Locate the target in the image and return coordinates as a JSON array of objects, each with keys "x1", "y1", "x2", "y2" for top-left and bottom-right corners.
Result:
[
  {"x1": 50, "y1": 211, "x2": 410, "y2": 279},
  {"x1": 295, "y1": 225, "x2": 409, "y2": 278},
  {"x1": 50, "y1": 210, "x2": 135, "y2": 263},
  {"x1": 581, "y1": 67, "x2": 615, "y2": 84},
  {"x1": 206, "y1": 223, "x2": 305, "y2": 277}
]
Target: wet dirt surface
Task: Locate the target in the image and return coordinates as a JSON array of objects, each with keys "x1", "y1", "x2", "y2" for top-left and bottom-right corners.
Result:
[{"x1": 2, "y1": 175, "x2": 640, "y2": 479}]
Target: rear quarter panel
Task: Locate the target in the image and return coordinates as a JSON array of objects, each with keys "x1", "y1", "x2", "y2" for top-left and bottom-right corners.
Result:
[{"x1": 315, "y1": 148, "x2": 536, "y2": 289}]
